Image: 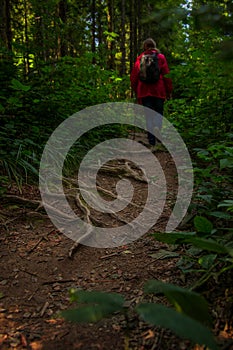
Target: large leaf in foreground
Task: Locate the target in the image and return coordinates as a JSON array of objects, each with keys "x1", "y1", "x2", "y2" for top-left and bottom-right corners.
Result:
[
  {"x1": 61, "y1": 303, "x2": 122, "y2": 323},
  {"x1": 153, "y1": 232, "x2": 195, "y2": 244},
  {"x1": 144, "y1": 280, "x2": 212, "y2": 326},
  {"x1": 61, "y1": 290, "x2": 125, "y2": 323},
  {"x1": 136, "y1": 303, "x2": 218, "y2": 350},
  {"x1": 154, "y1": 233, "x2": 233, "y2": 256}
]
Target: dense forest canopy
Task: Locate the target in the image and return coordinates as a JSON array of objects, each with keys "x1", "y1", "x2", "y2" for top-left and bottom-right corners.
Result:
[{"x1": 0, "y1": 0, "x2": 232, "y2": 188}]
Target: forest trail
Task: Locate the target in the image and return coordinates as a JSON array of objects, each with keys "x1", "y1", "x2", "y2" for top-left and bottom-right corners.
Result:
[{"x1": 0, "y1": 133, "x2": 193, "y2": 350}]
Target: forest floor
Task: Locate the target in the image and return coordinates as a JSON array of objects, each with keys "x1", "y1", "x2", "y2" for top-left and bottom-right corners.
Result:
[{"x1": 0, "y1": 132, "x2": 232, "y2": 350}]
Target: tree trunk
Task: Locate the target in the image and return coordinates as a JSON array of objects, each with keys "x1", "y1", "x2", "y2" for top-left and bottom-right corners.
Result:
[
  {"x1": 58, "y1": 0, "x2": 68, "y2": 57},
  {"x1": 129, "y1": 0, "x2": 135, "y2": 73},
  {"x1": 137, "y1": 0, "x2": 142, "y2": 53},
  {"x1": 23, "y1": 0, "x2": 30, "y2": 75},
  {"x1": 91, "y1": 0, "x2": 96, "y2": 64},
  {"x1": 107, "y1": 0, "x2": 114, "y2": 69},
  {"x1": 0, "y1": 0, "x2": 12, "y2": 50},
  {"x1": 120, "y1": 0, "x2": 126, "y2": 75},
  {"x1": 96, "y1": 0, "x2": 105, "y2": 66}
]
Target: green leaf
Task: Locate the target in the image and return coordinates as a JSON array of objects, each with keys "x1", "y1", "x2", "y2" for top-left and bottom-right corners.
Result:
[
  {"x1": 7, "y1": 96, "x2": 22, "y2": 107},
  {"x1": 144, "y1": 280, "x2": 212, "y2": 326},
  {"x1": 0, "y1": 104, "x2": 5, "y2": 113},
  {"x1": 153, "y1": 232, "x2": 196, "y2": 244},
  {"x1": 198, "y1": 254, "x2": 217, "y2": 269},
  {"x1": 61, "y1": 303, "x2": 122, "y2": 323},
  {"x1": 149, "y1": 249, "x2": 179, "y2": 260},
  {"x1": 209, "y1": 211, "x2": 232, "y2": 220},
  {"x1": 218, "y1": 200, "x2": 233, "y2": 212},
  {"x1": 69, "y1": 289, "x2": 125, "y2": 307},
  {"x1": 220, "y1": 158, "x2": 233, "y2": 169},
  {"x1": 136, "y1": 304, "x2": 218, "y2": 350},
  {"x1": 185, "y1": 237, "x2": 231, "y2": 255},
  {"x1": 194, "y1": 216, "x2": 213, "y2": 234},
  {"x1": 10, "y1": 78, "x2": 31, "y2": 92},
  {"x1": 154, "y1": 233, "x2": 232, "y2": 256},
  {"x1": 61, "y1": 290, "x2": 125, "y2": 323}
]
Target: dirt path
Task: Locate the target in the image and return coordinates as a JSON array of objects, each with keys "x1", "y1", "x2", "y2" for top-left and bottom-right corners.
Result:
[{"x1": 0, "y1": 134, "x2": 192, "y2": 350}]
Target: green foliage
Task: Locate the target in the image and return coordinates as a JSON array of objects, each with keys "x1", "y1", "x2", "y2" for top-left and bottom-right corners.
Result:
[
  {"x1": 136, "y1": 304, "x2": 218, "y2": 350},
  {"x1": 192, "y1": 141, "x2": 233, "y2": 224},
  {"x1": 0, "y1": 123, "x2": 39, "y2": 192},
  {"x1": 0, "y1": 54, "x2": 128, "y2": 187},
  {"x1": 154, "y1": 231, "x2": 232, "y2": 256},
  {"x1": 193, "y1": 215, "x2": 214, "y2": 234},
  {"x1": 61, "y1": 289, "x2": 125, "y2": 323},
  {"x1": 61, "y1": 281, "x2": 218, "y2": 349},
  {"x1": 153, "y1": 209, "x2": 233, "y2": 289},
  {"x1": 165, "y1": 1, "x2": 233, "y2": 149},
  {"x1": 0, "y1": 176, "x2": 8, "y2": 196},
  {"x1": 218, "y1": 200, "x2": 233, "y2": 212},
  {"x1": 144, "y1": 280, "x2": 212, "y2": 326},
  {"x1": 28, "y1": 55, "x2": 127, "y2": 118}
]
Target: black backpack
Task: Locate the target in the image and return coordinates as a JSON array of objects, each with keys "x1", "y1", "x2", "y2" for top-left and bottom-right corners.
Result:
[{"x1": 139, "y1": 52, "x2": 160, "y2": 83}]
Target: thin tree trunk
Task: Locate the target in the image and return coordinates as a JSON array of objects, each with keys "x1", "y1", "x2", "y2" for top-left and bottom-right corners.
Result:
[
  {"x1": 0, "y1": 0, "x2": 12, "y2": 50},
  {"x1": 120, "y1": 0, "x2": 126, "y2": 75},
  {"x1": 23, "y1": 0, "x2": 30, "y2": 75},
  {"x1": 91, "y1": 0, "x2": 96, "y2": 64},
  {"x1": 137, "y1": 0, "x2": 142, "y2": 53},
  {"x1": 96, "y1": 0, "x2": 104, "y2": 66},
  {"x1": 58, "y1": 0, "x2": 68, "y2": 57},
  {"x1": 107, "y1": 0, "x2": 114, "y2": 69},
  {"x1": 129, "y1": 0, "x2": 135, "y2": 73}
]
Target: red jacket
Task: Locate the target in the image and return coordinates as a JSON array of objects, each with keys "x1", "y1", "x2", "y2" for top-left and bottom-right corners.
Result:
[{"x1": 130, "y1": 49, "x2": 172, "y2": 101}]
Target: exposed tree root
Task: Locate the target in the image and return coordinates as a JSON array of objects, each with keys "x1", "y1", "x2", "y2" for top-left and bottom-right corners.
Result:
[{"x1": 1, "y1": 161, "x2": 149, "y2": 257}]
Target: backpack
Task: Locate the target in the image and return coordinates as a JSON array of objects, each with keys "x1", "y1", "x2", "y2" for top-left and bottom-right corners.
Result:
[{"x1": 139, "y1": 52, "x2": 160, "y2": 83}]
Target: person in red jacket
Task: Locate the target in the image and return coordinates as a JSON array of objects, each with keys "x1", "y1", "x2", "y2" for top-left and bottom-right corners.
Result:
[{"x1": 130, "y1": 38, "x2": 172, "y2": 147}]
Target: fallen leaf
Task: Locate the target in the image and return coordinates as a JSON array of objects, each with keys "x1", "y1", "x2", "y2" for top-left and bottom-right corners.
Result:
[
  {"x1": 149, "y1": 249, "x2": 179, "y2": 260},
  {"x1": 20, "y1": 333, "x2": 28, "y2": 347},
  {"x1": 123, "y1": 250, "x2": 133, "y2": 254},
  {"x1": 142, "y1": 329, "x2": 155, "y2": 339}
]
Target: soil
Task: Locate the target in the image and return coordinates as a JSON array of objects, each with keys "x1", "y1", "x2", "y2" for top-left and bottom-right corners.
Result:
[{"x1": 0, "y1": 133, "x2": 232, "y2": 350}]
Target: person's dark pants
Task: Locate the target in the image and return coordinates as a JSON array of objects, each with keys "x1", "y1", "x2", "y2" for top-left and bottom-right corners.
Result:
[{"x1": 142, "y1": 96, "x2": 164, "y2": 145}]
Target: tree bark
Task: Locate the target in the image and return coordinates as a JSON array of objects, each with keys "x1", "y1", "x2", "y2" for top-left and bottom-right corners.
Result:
[
  {"x1": 91, "y1": 0, "x2": 96, "y2": 63},
  {"x1": 23, "y1": 0, "x2": 30, "y2": 75},
  {"x1": 0, "y1": 0, "x2": 12, "y2": 50},
  {"x1": 58, "y1": 0, "x2": 68, "y2": 57},
  {"x1": 120, "y1": 0, "x2": 126, "y2": 75},
  {"x1": 107, "y1": 0, "x2": 114, "y2": 69}
]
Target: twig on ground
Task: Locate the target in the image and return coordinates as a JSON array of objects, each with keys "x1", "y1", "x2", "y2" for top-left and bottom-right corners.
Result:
[
  {"x1": 42, "y1": 279, "x2": 75, "y2": 285},
  {"x1": 27, "y1": 236, "x2": 48, "y2": 254},
  {"x1": 40, "y1": 301, "x2": 49, "y2": 316}
]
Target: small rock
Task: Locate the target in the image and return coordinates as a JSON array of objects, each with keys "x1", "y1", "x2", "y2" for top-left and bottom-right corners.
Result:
[{"x1": 53, "y1": 285, "x2": 61, "y2": 291}]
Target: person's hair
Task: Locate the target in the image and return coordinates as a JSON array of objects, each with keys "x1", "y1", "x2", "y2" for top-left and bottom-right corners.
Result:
[{"x1": 143, "y1": 38, "x2": 156, "y2": 51}]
